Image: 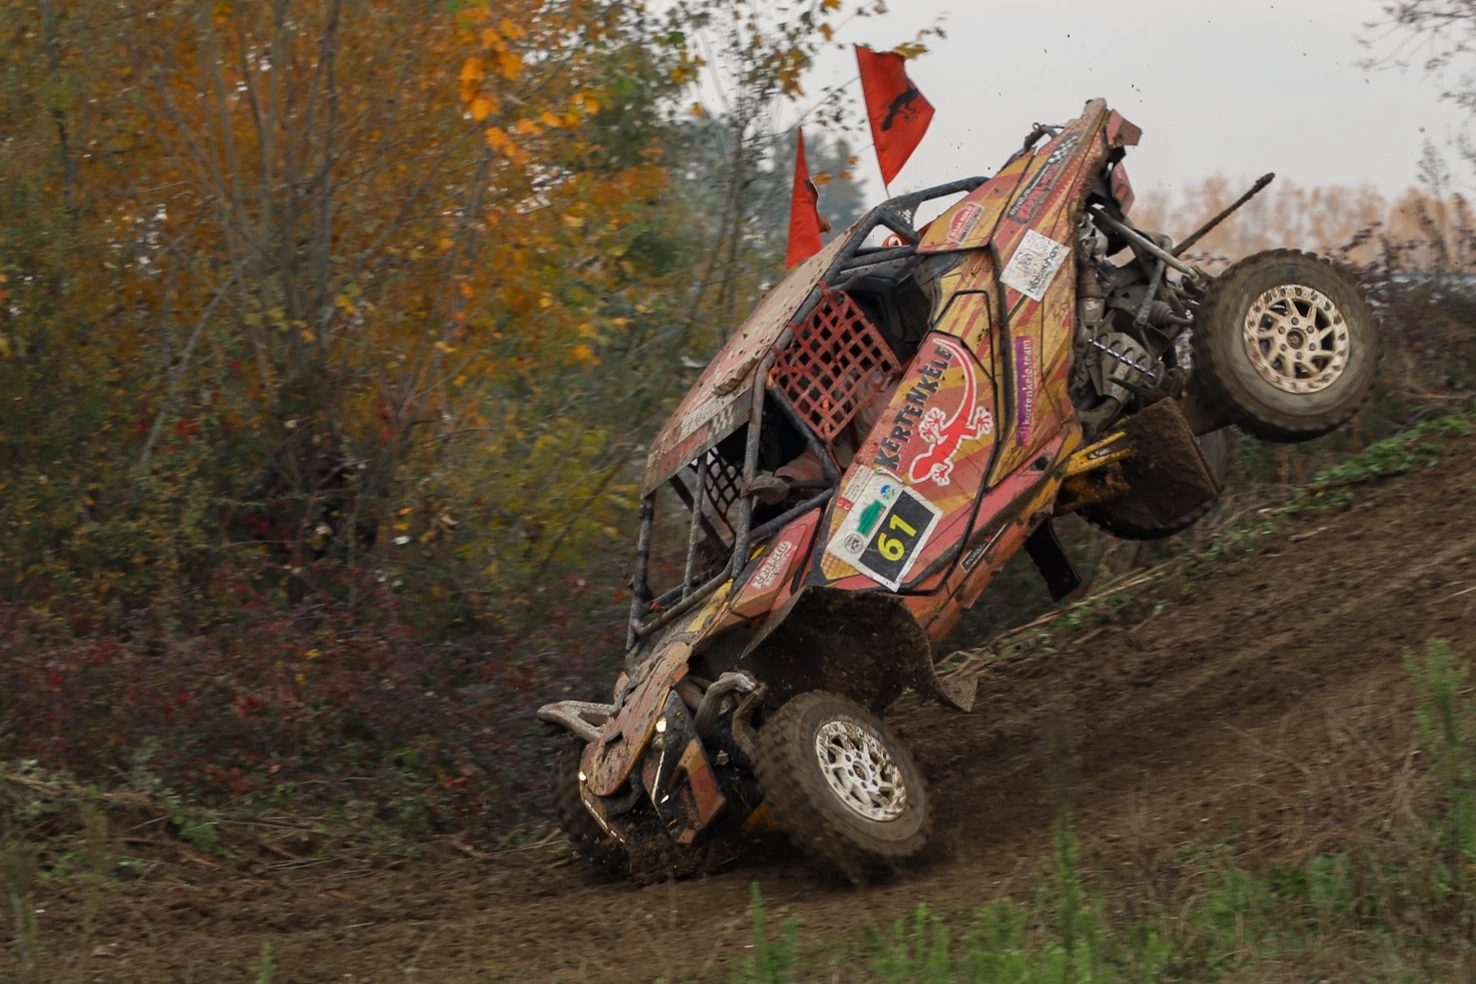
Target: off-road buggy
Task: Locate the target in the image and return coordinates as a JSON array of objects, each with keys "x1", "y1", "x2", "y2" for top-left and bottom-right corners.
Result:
[{"x1": 539, "y1": 99, "x2": 1381, "y2": 881}]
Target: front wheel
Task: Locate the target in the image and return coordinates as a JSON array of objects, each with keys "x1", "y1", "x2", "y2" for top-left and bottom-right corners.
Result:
[
  {"x1": 1191, "y1": 249, "x2": 1381, "y2": 442},
  {"x1": 753, "y1": 691, "x2": 930, "y2": 881},
  {"x1": 550, "y1": 741, "x2": 628, "y2": 877}
]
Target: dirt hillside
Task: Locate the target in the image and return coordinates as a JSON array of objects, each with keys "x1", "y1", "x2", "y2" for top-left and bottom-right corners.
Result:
[{"x1": 22, "y1": 432, "x2": 1476, "y2": 983}]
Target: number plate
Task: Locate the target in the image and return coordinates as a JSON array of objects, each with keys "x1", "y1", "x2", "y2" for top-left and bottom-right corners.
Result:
[{"x1": 825, "y1": 467, "x2": 943, "y2": 591}]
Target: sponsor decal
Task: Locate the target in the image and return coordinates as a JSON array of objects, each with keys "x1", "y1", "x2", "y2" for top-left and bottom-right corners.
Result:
[
  {"x1": 872, "y1": 338, "x2": 992, "y2": 479},
  {"x1": 825, "y1": 467, "x2": 943, "y2": 591},
  {"x1": 1001, "y1": 229, "x2": 1070, "y2": 302},
  {"x1": 676, "y1": 392, "x2": 743, "y2": 442},
  {"x1": 1014, "y1": 336, "x2": 1036, "y2": 447},
  {"x1": 1006, "y1": 130, "x2": 1082, "y2": 223},
  {"x1": 750, "y1": 540, "x2": 795, "y2": 592},
  {"x1": 836, "y1": 467, "x2": 878, "y2": 513},
  {"x1": 961, "y1": 524, "x2": 1008, "y2": 572},
  {"x1": 907, "y1": 338, "x2": 994, "y2": 487},
  {"x1": 947, "y1": 202, "x2": 984, "y2": 243}
]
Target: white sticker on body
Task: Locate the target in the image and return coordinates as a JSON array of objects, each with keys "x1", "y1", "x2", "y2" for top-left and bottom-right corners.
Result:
[
  {"x1": 824, "y1": 466, "x2": 943, "y2": 592},
  {"x1": 750, "y1": 540, "x2": 795, "y2": 592},
  {"x1": 1001, "y1": 229, "x2": 1070, "y2": 302}
]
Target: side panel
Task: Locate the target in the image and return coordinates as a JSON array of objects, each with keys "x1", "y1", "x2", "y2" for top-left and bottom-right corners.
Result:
[
  {"x1": 811, "y1": 332, "x2": 999, "y2": 592},
  {"x1": 906, "y1": 432, "x2": 1072, "y2": 637},
  {"x1": 730, "y1": 510, "x2": 822, "y2": 619},
  {"x1": 986, "y1": 101, "x2": 1113, "y2": 479}
]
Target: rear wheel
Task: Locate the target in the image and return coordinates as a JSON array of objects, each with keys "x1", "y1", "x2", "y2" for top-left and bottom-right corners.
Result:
[
  {"x1": 1083, "y1": 428, "x2": 1233, "y2": 540},
  {"x1": 753, "y1": 691, "x2": 930, "y2": 881},
  {"x1": 1191, "y1": 250, "x2": 1380, "y2": 442}
]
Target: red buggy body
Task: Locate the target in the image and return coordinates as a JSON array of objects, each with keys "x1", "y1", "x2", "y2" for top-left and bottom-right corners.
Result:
[{"x1": 539, "y1": 100, "x2": 1381, "y2": 878}]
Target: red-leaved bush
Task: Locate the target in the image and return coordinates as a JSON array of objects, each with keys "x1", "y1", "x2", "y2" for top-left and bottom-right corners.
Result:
[{"x1": 0, "y1": 560, "x2": 624, "y2": 836}]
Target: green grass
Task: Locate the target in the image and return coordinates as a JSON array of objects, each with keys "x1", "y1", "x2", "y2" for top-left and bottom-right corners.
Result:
[
  {"x1": 1286, "y1": 413, "x2": 1472, "y2": 515},
  {"x1": 253, "y1": 942, "x2": 276, "y2": 984},
  {"x1": 695, "y1": 637, "x2": 1476, "y2": 983}
]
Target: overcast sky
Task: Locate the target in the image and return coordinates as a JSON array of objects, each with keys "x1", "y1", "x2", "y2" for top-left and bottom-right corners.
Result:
[{"x1": 809, "y1": 0, "x2": 1468, "y2": 205}]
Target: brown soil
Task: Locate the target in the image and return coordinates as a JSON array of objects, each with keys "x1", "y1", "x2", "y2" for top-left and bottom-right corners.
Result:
[{"x1": 17, "y1": 434, "x2": 1476, "y2": 983}]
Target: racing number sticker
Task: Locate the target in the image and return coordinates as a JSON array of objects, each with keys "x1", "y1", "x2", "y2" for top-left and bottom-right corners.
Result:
[
  {"x1": 857, "y1": 492, "x2": 936, "y2": 588},
  {"x1": 825, "y1": 467, "x2": 943, "y2": 591}
]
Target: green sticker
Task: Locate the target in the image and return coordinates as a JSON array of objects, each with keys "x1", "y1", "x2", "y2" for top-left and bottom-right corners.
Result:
[{"x1": 857, "y1": 500, "x2": 884, "y2": 535}]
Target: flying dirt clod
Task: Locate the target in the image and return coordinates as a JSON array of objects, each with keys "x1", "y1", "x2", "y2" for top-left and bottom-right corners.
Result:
[{"x1": 538, "y1": 98, "x2": 1383, "y2": 882}]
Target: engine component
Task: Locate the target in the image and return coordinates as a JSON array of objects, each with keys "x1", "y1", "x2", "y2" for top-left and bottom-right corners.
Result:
[{"x1": 1088, "y1": 331, "x2": 1156, "y2": 403}]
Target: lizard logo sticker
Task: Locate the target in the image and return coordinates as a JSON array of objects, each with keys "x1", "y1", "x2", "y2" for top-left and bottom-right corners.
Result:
[{"x1": 906, "y1": 337, "x2": 995, "y2": 487}]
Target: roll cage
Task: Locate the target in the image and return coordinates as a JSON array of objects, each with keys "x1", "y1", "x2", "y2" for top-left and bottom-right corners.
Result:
[{"x1": 624, "y1": 177, "x2": 989, "y2": 653}]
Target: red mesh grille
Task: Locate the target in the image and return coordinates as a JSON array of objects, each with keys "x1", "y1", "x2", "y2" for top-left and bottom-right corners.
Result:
[{"x1": 771, "y1": 290, "x2": 899, "y2": 443}]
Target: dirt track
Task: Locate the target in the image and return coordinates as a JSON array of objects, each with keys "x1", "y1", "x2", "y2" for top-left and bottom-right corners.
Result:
[{"x1": 24, "y1": 434, "x2": 1476, "y2": 983}]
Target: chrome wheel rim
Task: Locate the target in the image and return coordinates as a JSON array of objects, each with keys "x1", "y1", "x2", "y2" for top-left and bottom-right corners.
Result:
[
  {"x1": 1242, "y1": 284, "x2": 1351, "y2": 394},
  {"x1": 813, "y1": 719, "x2": 907, "y2": 822}
]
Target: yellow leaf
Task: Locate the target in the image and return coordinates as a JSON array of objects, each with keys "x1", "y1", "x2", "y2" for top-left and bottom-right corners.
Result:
[
  {"x1": 300, "y1": 329, "x2": 316, "y2": 343},
  {"x1": 513, "y1": 118, "x2": 543, "y2": 136},
  {"x1": 539, "y1": 110, "x2": 563, "y2": 129},
  {"x1": 458, "y1": 57, "x2": 485, "y2": 85},
  {"x1": 690, "y1": 101, "x2": 708, "y2": 118},
  {"x1": 497, "y1": 49, "x2": 522, "y2": 80},
  {"x1": 562, "y1": 213, "x2": 585, "y2": 228},
  {"x1": 479, "y1": 27, "x2": 503, "y2": 48},
  {"x1": 570, "y1": 343, "x2": 599, "y2": 366},
  {"x1": 819, "y1": 23, "x2": 834, "y2": 41},
  {"x1": 539, "y1": 295, "x2": 553, "y2": 308},
  {"x1": 485, "y1": 127, "x2": 514, "y2": 154},
  {"x1": 821, "y1": 0, "x2": 841, "y2": 10},
  {"x1": 498, "y1": 17, "x2": 526, "y2": 40},
  {"x1": 470, "y1": 94, "x2": 498, "y2": 121},
  {"x1": 581, "y1": 94, "x2": 601, "y2": 114}
]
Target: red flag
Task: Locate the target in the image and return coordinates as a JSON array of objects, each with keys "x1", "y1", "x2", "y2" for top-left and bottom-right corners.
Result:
[
  {"x1": 856, "y1": 45, "x2": 935, "y2": 186},
  {"x1": 786, "y1": 127, "x2": 828, "y2": 268}
]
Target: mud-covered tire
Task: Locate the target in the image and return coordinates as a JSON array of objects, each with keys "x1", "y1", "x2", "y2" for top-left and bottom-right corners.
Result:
[
  {"x1": 1083, "y1": 428, "x2": 1233, "y2": 541},
  {"x1": 753, "y1": 691, "x2": 930, "y2": 881},
  {"x1": 1191, "y1": 249, "x2": 1380, "y2": 443},
  {"x1": 550, "y1": 741, "x2": 628, "y2": 877}
]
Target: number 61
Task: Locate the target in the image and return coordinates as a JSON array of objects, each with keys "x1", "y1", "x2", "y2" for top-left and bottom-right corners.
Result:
[{"x1": 877, "y1": 514, "x2": 917, "y2": 561}]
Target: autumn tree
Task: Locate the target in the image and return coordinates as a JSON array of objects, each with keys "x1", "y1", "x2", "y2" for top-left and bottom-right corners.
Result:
[{"x1": 0, "y1": 0, "x2": 893, "y2": 639}]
